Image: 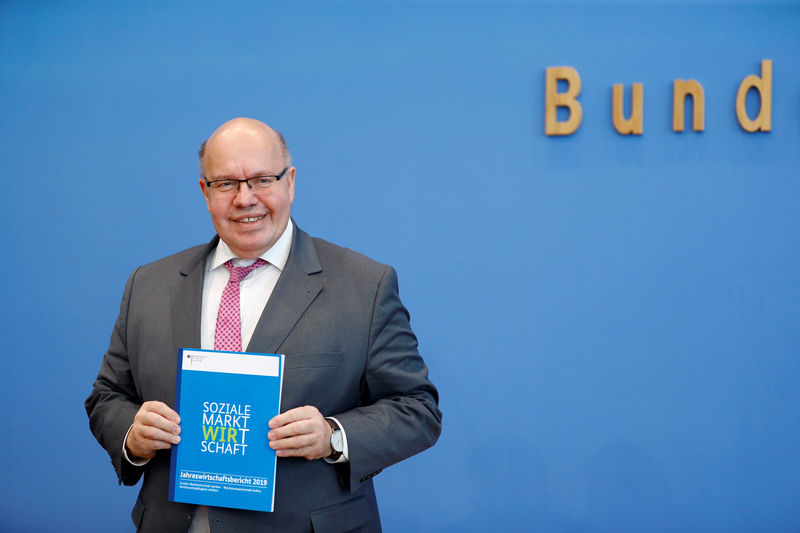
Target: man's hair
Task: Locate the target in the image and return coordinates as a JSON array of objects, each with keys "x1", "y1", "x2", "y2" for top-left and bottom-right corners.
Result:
[{"x1": 198, "y1": 129, "x2": 293, "y2": 177}]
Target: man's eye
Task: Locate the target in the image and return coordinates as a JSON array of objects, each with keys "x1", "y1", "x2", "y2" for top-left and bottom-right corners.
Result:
[
  {"x1": 215, "y1": 181, "x2": 234, "y2": 188},
  {"x1": 254, "y1": 177, "x2": 274, "y2": 185}
]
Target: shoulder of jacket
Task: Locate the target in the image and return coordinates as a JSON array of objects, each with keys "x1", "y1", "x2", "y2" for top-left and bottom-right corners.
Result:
[
  {"x1": 309, "y1": 235, "x2": 391, "y2": 275},
  {"x1": 133, "y1": 242, "x2": 211, "y2": 278}
]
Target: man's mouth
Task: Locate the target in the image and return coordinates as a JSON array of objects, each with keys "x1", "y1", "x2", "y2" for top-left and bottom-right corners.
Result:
[{"x1": 236, "y1": 215, "x2": 265, "y2": 224}]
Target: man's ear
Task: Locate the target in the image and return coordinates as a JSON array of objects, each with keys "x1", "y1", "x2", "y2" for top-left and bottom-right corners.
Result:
[
  {"x1": 286, "y1": 167, "x2": 296, "y2": 203},
  {"x1": 199, "y1": 178, "x2": 211, "y2": 211}
]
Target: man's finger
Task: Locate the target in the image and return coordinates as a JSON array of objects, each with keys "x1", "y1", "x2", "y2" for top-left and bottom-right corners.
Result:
[
  {"x1": 275, "y1": 446, "x2": 316, "y2": 458},
  {"x1": 137, "y1": 410, "x2": 181, "y2": 435},
  {"x1": 141, "y1": 401, "x2": 181, "y2": 424},
  {"x1": 266, "y1": 419, "x2": 316, "y2": 441},
  {"x1": 135, "y1": 424, "x2": 182, "y2": 445},
  {"x1": 135, "y1": 401, "x2": 181, "y2": 435},
  {"x1": 273, "y1": 442, "x2": 329, "y2": 460},
  {"x1": 269, "y1": 434, "x2": 313, "y2": 450},
  {"x1": 268, "y1": 405, "x2": 317, "y2": 429}
]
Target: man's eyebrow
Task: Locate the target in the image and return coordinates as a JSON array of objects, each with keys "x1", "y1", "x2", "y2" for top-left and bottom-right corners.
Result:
[
  {"x1": 207, "y1": 170, "x2": 279, "y2": 180},
  {"x1": 250, "y1": 169, "x2": 283, "y2": 176}
]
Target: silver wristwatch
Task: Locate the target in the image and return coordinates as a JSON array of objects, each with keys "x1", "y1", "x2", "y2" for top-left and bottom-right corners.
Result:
[{"x1": 326, "y1": 418, "x2": 343, "y2": 461}]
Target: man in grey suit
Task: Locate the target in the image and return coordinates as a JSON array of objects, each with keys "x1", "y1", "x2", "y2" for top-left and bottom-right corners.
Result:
[{"x1": 85, "y1": 117, "x2": 442, "y2": 532}]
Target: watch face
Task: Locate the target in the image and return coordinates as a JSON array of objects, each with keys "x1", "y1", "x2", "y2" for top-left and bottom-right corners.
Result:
[{"x1": 331, "y1": 430, "x2": 343, "y2": 452}]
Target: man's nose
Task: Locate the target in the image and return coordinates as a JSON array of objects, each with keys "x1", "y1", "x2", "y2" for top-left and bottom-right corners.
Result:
[{"x1": 233, "y1": 180, "x2": 257, "y2": 205}]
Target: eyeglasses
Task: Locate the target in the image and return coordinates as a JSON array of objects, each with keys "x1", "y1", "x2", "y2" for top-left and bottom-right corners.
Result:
[{"x1": 204, "y1": 167, "x2": 289, "y2": 195}]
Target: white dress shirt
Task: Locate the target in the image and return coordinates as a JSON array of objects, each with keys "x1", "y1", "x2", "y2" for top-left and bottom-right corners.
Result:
[{"x1": 200, "y1": 219, "x2": 294, "y2": 352}]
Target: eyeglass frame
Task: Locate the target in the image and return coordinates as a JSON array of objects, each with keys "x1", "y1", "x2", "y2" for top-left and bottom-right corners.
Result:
[{"x1": 203, "y1": 167, "x2": 290, "y2": 194}]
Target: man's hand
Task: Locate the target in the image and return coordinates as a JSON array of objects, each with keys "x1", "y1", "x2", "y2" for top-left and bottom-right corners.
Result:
[
  {"x1": 125, "y1": 401, "x2": 181, "y2": 460},
  {"x1": 267, "y1": 405, "x2": 332, "y2": 460}
]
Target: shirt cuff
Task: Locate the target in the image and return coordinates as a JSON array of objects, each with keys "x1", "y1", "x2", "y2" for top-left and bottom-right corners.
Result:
[
  {"x1": 122, "y1": 424, "x2": 150, "y2": 467},
  {"x1": 323, "y1": 416, "x2": 350, "y2": 464}
]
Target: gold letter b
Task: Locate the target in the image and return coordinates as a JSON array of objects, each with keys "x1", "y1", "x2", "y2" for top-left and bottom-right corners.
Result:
[{"x1": 545, "y1": 66, "x2": 583, "y2": 136}]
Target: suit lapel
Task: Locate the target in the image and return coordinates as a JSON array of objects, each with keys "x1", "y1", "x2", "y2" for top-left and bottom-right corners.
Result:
[
  {"x1": 247, "y1": 225, "x2": 323, "y2": 354},
  {"x1": 171, "y1": 238, "x2": 217, "y2": 352}
]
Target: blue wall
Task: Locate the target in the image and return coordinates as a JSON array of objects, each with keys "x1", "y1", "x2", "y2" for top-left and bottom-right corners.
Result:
[{"x1": 1, "y1": 2, "x2": 798, "y2": 531}]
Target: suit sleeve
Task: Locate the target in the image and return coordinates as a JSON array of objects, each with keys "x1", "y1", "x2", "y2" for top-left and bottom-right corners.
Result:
[
  {"x1": 84, "y1": 268, "x2": 147, "y2": 486},
  {"x1": 334, "y1": 265, "x2": 442, "y2": 490}
]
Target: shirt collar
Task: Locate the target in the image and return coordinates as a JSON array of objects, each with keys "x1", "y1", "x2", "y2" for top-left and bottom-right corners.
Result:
[{"x1": 209, "y1": 219, "x2": 294, "y2": 272}]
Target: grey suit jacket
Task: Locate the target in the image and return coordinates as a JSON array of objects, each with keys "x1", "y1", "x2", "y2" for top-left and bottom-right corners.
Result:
[{"x1": 85, "y1": 225, "x2": 442, "y2": 533}]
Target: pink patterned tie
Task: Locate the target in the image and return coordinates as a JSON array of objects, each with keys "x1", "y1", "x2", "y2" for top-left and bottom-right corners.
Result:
[{"x1": 214, "y1": 259, "x2": 267, "y2": 351}]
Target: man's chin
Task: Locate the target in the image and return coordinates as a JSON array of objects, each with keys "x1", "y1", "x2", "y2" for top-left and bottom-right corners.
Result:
[{"x1": 227, "y1": 235, "x2": 277, "y2": 259}]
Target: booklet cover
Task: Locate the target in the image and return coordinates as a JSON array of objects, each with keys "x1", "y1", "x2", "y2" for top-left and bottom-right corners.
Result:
[{"x1": 168, "y1": 348, "x2": 285, "y2": 512}]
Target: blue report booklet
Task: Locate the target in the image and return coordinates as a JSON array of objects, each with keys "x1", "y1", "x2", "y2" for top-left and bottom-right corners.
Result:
[{"x1": 169, "y1": 348, "x2": 285, "y2": 512}]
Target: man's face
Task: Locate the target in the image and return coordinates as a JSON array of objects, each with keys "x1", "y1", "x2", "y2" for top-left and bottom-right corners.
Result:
[{"x1": 199, "y1": 124, "x2": 295, "y2": 259}]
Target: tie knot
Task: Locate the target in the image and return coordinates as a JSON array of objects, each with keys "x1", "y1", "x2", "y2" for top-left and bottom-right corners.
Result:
[{"x1": 224, "y1": 259, "x2": 267, "y2": 283}]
